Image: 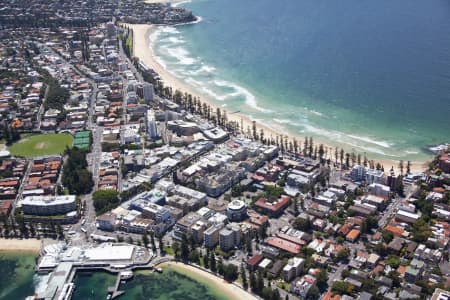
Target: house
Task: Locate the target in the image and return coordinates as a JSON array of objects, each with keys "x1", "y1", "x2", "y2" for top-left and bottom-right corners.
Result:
[
  {"x1": 268, "y1": 260, "x2": 285, "y2": 278},
  {"x1": 346, "y1": 229, "x2": 361, "y2": 242},
  {"x1": 246, "y1": 254, "x2": 264, "y2": 272},
  {"x1": 405, "y1": 259, "x2": 425, "y2": 283}
]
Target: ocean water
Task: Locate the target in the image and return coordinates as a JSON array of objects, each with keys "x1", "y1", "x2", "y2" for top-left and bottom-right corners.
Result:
[
  {"x1": 72, "y1": 271, "x2": 116, "y2": 300},
  {"x1": 120, "y1": 269, "x2": 230, "y2": 300},
  {"x1": 0, "y1": 252, "x2": 36, "y2": 300},
  {"x1": 71, "y1": 269, "x2": 231, "y2": 300},
  {"x1": 150, "y1": 0, "x2": 450, "y2": 162}
]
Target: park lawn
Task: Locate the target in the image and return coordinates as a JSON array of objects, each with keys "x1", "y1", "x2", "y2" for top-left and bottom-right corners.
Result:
[{"x1": 8, "y1": 133, "x2": 73, "y2": 157}]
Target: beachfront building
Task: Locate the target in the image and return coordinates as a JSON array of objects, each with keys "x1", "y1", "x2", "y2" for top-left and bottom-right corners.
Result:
[
  {"x1": 366, "y1": 169, "x2": 385, "y2": 185},
  {"x1": 351, "y1": 165, "x2": 366, "y2": 182},
  {"x1": 204, "y1": 223, "x2": 224, "y2": 248},
  {"x1": 219, "y1": 223, "x2": 241, "y2": 251},
  {"x1": 21, "y1": 195, "x2": 77, "y2": 215}
]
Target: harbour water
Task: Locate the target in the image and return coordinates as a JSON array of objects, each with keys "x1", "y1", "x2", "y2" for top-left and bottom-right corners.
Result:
[
  {"x1": 0, "y1": 252, "x2": 36, "y2": 300},
  {"x1": 150, "y1": 0, "x2": 450, "y2": 162},
  {"x1": 71, "y1": 268, "x2": 231, "y2": 300}
]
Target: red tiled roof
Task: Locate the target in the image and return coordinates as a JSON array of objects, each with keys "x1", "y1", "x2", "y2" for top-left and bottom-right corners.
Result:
[
  {"x1": 255, "y1": 195, "x2": 289, "y2": 212},
  {"x1": 246, "y1": 254, "x2": 264, "y2": 266},
  {"x1": 267, "y1": 237, "x2": 301, "y2": 254},
  {"x1": 346, "y1": 229, "x2": 360, "y2": 240}
]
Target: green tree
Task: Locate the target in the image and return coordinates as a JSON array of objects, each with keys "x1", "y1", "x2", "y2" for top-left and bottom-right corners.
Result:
[
  {"x1": 223, "y1": 264, "x2": 238, "y2": 282},
  {"x1": 62, "y1": 148, "x2": 93, "y2": 195},
  {"x1": 181, "y1": 233, "x2": 190, "y2": 261},
  {"x1": 150, "y1": 231, "x2": 157, "y2": 252},
  {"x1": 293, "y1": 217, "x2": 312, "y2": 232},
  {"x1": 241, "y1": 264, "x2": 248, "y2": 290},
  {"x1": 142, "y1": 233, "x2": 149, "y2": 247},
  {"x1": 386, "y1": 255, "x2": 401, "y2": 268},
  {"x1": 335, "y1": 248, "x2": 350, "y2": 262},
  {"x1": 306, "y1": 285, "x2": 320, "y2": 300},
  {"x1": 210, "y1": 252, "x2": 217, "y2": 273},
  {"x1": 412, "y1": 218, "x2": 431, "y2": 243},
  {"x1": 256, "y1": 270, "x2": 264, "y2": 294},
  {"x1": 316, "y1": 268, "x2": 328, "y2": 292},
  {"x1": 250, "y1": 271, "x2": 257, "y2": 293},
  {"x1": 332, "y1": 281, "x2": 350, "y2": 294},
  {"x1": 92, "y1": 190, "x2": 119, "y2": 213},
  {"x1": 382, "y1": 231, "x2": 394, "y2": 243}
]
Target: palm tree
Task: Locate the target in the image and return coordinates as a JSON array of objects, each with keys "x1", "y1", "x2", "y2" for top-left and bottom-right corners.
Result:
[{"x1": 398, "y1": 160, "x2": 404, "y2": 176}]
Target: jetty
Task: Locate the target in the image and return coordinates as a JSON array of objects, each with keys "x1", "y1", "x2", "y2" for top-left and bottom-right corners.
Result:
[
  {"x1": 32, "y1": 242, "x2": 153, "y2": 300},
  {"x1": 107, "y1": 273, "x2": 125, "y2": 299}
]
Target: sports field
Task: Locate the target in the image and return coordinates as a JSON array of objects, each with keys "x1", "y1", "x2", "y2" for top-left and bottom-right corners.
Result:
[{"x1": 8, "y1": 133, "x2": 73, "y2": 157}]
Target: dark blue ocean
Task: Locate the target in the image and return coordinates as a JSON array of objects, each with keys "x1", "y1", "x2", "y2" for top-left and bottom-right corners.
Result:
[{"x1": 151, "y1": 0, "x2": 450, "y2": 161}]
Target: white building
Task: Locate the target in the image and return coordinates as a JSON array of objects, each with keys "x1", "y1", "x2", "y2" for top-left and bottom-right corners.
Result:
[
  {"x1": 366, "y1": 169, "x2": 385, "y2": 185},
  {"x1": 21, "y1": 195, "x2": 77, "y2": 216},
  {"x1": 204, "y1": 223, "x2": 224, "y2": 249},
  {"x1": 368, "y1": 183, "x2": 390, "y2": 198},
  {"x1": 147, "y1": 109, "x2": 158, "y2": 139},
  {"x1": 219, "y1": 223, "x2": 241, "y2": 251},
  {"x1": 283, "y1": 257, "x2": 305, "y2": 282},
  {"x1": 226, "y1": 200, "x2": 247, "y2": 221}
]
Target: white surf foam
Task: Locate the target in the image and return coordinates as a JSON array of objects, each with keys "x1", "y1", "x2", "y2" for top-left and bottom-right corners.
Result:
[
  {"x1": 160, "y1": 36, "x2": 185, "y2": 44},
  {"x1": 347, "y1": 134, "x2": 392, "y2": 148},
  {"x1": 173, "y1": 0, "x2": 192, "y2": 7},
  {"x1": 214, "y1": 80, "x2": 272, "y2": 113},
  {"x1": 188, "y1": 64, "x2": 216, "y2": 75},
  {"x1": 302, "y1": 124, "x2": 396, "y2": 156},
  {"x1": 166, "y1": 46, "x2": 197, "y2": 65}
]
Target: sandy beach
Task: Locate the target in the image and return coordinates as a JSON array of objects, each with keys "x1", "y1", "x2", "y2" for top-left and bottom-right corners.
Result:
[
  {"x1": 127, "y1": 23, "x2": 429, "y2": 173},
  {"x1": 158, "y1": 261, "x2": 257, "y2": 300},
  {"x1": 0, "y1": 238, "x2": 41, "y2": 253}
]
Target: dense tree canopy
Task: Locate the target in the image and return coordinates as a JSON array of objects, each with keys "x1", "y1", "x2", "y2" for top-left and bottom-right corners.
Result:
[
  {"x1": 62, "y1": 147, "x2": 93, "y2": 195},
  {"x1": 93, "y1": 190, "x2": 119, "y2": 214}
]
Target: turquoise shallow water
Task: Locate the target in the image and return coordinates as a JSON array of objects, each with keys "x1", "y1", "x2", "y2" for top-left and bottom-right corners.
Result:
[{"x1": 150, "y1": 0, "x2": 450, "y2": 161}]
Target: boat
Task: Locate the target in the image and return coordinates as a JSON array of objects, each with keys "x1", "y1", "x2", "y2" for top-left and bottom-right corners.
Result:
[
  {"x1": 119, "y1": 271, "x2": 134, "y2": 280},
  {"x1": 155, "y1": 267, "x2": 163, "y2": 273}
]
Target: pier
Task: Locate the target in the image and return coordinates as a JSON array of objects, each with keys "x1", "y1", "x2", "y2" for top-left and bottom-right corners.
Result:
[
  {"x1": 33, "y1": 243, "x2": 153, "y2": 300},
  {"x1": 108, "y1": 273, "x2": 125, "y2": 299}
]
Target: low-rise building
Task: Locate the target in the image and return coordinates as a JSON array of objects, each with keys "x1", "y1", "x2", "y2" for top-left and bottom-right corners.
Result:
[
  {"x1": 255, "y1": 195, "x2": 290, "y2": 217},
  {"x1": 21, "y1": 195, "x2": 77, "y2": 216}
]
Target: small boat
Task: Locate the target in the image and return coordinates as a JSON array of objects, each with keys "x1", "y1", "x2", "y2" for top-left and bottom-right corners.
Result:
[
  {"x1": 155, "y1": 268, "x2": 163, "y2": 273},
  {"x1": 119, "y1": 271, "x2": 134, "y2": 280}
]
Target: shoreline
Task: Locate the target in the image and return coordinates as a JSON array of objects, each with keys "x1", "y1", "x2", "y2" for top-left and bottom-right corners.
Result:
[
  {"x1": 0, "y1": 238, "x2": 42, "y2": 254},
  {"x1": 127, "y1": 23, "x2": 430, "y2": 173},
  {"x1": 158, "y1": 261, "x2": 258, "y2": 300}
]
